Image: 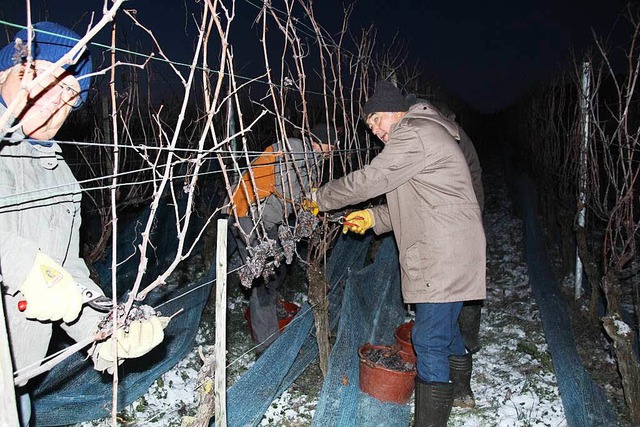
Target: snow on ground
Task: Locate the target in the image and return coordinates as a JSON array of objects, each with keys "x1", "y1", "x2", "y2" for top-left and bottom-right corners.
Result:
[
  {"x1": 448, "y1": 167, "x2": 566, "y2": 427},
  {"x1": 76, "y1": 165, "x2": 568, "y2": 426}
]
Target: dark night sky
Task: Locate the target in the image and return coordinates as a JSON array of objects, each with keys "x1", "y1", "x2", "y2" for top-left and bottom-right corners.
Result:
[
  {"x1": 1, "y1": 0, "x2": 630, "y2": 113},
  {"x1": 317, "y1": 0, "x2": 628, "y2": 112}
]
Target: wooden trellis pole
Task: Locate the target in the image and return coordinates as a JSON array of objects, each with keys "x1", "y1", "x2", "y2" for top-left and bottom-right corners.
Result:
[
  {"x1": 575, "y1": 60, "x2": 591, "y2": 300},
  {"x1": 215, "y1": 218, "x2": 228, "y2": 427}
]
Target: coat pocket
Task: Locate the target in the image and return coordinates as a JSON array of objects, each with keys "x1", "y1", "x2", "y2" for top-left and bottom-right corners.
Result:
[{"x1": 400, "y1": 240, "x2": 432, "y2": 285}]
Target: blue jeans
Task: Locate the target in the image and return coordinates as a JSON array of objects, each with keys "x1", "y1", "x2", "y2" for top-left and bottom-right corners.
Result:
[{"x1": 412, "y1": 302, "x2": 466, "y2": 383}]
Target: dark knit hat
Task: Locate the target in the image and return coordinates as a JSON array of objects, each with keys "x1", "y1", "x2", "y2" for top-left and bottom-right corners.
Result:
[
  {"x1": 0, "y1": 22, "x2": 92, "y2": 107},
  {"x1": 310, "y1": 123, "x2": 339, "y2": 145},
  {"x1": 363, "y1": 80, "x2": 409, "y2": 116}
]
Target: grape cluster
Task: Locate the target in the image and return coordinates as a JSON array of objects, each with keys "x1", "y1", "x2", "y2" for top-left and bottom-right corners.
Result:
[
  {"x1": 96, "y1": 303, "x2": 161, "y2": 334},
  {"x1": 278, "y1": 225, "x2": 296, "y2": 264},
  {"x1": 238, "y1": 237, "x2": 279, "y2": 288},
  {"x1": 362, "y1": 347, "x2": 415, "y2": 372},
  {"x1": 294, "y1": 211, "x2": 319, "y2": 238},
  {"x1": 237, "y1": 210, "x2": 319, "y2": 288}
]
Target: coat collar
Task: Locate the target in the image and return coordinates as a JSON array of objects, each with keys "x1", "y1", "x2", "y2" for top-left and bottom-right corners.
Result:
[{"x1": 392, "y1": 103, "x2": 460, "y2": 141}]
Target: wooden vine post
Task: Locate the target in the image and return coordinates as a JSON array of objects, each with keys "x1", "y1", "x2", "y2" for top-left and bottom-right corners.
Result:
[
  {"x1": 307, "y1": 261, "x2": 330, "y2": 376},
  {"x1": 215, "y1": 218, "x2": 228, "y2": 427}
]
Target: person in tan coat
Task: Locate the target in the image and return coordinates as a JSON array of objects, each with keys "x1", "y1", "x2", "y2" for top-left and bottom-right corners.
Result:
[
  {"x1": 310, "y1": 80, "x2": 486, "y2": 426},
  {"x1": 406, "y1": 97, "x2": 485, "y2": 409}
]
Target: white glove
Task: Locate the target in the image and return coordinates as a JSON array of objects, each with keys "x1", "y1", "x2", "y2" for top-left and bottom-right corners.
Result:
[
  {"x1": 93, "y1": 316, "x2": 168, "y2": 372},
  {"x1": 20, "y1": 252, "x2": 83, "y2": 323}
]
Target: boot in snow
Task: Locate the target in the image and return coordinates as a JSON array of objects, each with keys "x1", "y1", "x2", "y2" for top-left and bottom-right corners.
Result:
[
  {"x1": 414, "y1": 379, "x2": 454, "y2": 427},
  {"x1": 450, "y1": 354, "x2": 475, "y2": 408}
]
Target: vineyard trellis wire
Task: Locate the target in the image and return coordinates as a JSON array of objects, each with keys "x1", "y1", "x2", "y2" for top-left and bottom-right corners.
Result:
[{"x1": 1, "y1": 0, "x2": 447, "y2": 424}]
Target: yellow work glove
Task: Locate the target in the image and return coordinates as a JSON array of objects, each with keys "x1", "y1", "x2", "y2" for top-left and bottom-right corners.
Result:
[
  {"x1": 342, "y1": 209, "x2": 375, "y2": 235},
  {"x1": 96, "y1": 316, "x2": 167, "y2": 363},
  {"x1": 20, "y1": 252, "x2": 83, "y2": 323},
  {"x1": 300, "y1": 188, "x2": 319, "y2": 216}
]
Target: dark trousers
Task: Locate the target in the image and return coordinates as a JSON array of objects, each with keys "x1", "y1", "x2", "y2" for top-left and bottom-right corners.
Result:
[
  {"x1": 232, "y1": 217, "x2": 286, "y2": 352},
  {"x1": 249, "y1": 263, "x2": 286, "y2": 352}
]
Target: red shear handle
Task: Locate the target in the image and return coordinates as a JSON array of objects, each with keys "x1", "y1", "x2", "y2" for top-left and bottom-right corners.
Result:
[{"x1": 342, "y1": 210, "x2": 375, "y2": 235}]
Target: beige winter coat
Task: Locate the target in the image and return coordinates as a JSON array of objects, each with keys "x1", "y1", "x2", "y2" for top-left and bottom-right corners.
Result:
[{"x1": 316, "y1": 103, "x2": 486, "y2": 303}]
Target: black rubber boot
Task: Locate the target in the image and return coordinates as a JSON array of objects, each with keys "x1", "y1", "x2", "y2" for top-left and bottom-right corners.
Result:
[
  {"x1": 449, "y1": 354, "x2": 475, "y2": 408},
  {"x1": 458, "y1": 301, "x2": 482, "y2": 354},
  {"x1": 414, "y1": 379, "x2": 454, "y2": 427},
  {"x1": 458, "y1": 302, "x2": 482, "y2": 354}
]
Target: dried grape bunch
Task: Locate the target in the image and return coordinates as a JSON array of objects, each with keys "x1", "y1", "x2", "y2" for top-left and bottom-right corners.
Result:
[
  {"x1": 238, "y1": 265, "x2": 255, "y2": 289},
  {"x1": 238, "y1": 237, "x2": 280, "y2": 288},
  {"x1": 96, "y1": 303, "x2": 161, "y2": 336},
  {"x1": 362, "y1": 347, "x2": 415, "y2": 372},
  {"x1": 278, "y1": 225, "x2": 296, "y2": 264},
  {"x1": 260, "y1": 256, "x2": 279, "y2": 282},
  {"x1": 294, "y1": 210, "x2": 318, "y2": 238}
]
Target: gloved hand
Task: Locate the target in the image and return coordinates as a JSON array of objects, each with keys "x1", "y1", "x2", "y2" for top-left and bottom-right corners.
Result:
[
  {"x1": 342, "y1": 209, "x2": 375, "y2": 235},
  {"x1": 300, "y1": 188, "x2": 319, "y2": 216},
  {"x1": 19, "y1": 252, "x2": 83, "y2": 323},
  {"x1": 94, "y1": 316, "x2": 168, "y2": 371}
]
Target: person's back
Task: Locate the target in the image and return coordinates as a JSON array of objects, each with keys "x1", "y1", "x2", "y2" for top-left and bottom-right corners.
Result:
[
  {"x1": 228, "y1": 124, "x2": 336, "y2": 354},
  {"x1": 408, "y1": 98, "x2": 484, "y2": 211}
]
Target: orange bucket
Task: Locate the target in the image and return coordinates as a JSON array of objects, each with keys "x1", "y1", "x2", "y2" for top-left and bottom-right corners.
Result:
[
  {"x1": 358, "y1": 343, "x2": 416, "y2": 404},
  {"x1": 244, "y1": 300, "x2": 299, "y2": 340},
  {"x1": 394, "y1": 320, "x2": 416, "y2": 360}
]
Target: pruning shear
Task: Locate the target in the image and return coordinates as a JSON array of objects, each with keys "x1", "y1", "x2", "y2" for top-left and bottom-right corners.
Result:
[
  {"x1": 17, "y1": 283, "x2": 114, "y2": 313},
  {"x1": 325, "y1": 212, "x2": 363, "y2": 228},
  {"x1": 76, "y1": 285, "x2": 114, "y2": 312}
]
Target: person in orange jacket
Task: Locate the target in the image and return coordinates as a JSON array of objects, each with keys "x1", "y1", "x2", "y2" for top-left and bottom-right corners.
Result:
[{"x1": 229, "y1": 124, "x2": 338, "y2": 353}]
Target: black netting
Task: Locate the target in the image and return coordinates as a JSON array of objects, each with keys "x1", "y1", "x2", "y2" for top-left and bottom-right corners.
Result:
[
  {"x1": 313, "y1": 236, "x2": 410, "y2": 427},
  {"x1": 31, "y1": 192, "x2": 211, "y2": 426},
  {"x1": 515, "y1": 173, "x2": 619, "y2": 427}
]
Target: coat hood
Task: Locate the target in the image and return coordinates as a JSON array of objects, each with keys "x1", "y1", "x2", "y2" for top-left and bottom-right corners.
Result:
[{"x1": 397, "y1": 102, "x2": 460, "y2": 141}]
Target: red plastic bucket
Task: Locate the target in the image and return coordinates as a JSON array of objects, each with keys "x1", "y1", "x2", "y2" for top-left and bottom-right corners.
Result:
[
  {"x1": 358, "y1": 343, "x2": 416, "y2": 404},
  {"x1": 394, "y1": 320, "x2": 416, "y2": 360},
  {"x1": 244, "y1": 300, "x2": 299, "y2": 340}
]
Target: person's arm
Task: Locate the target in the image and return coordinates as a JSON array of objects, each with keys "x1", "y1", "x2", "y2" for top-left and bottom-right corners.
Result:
[
  {"x1": 342, "y1": 204, "x2": 393, "y2": 235},
  {"x1": 369, "y1": 204, "x2": 393, "y2": 234},
  {"x1": 278, "y1": 138, "x2": 318, "y2": 200},
  {"x1": 316, "y1": 126, "x2": 426, "y2": 212},
  {"x1": 0, "y1": 232, "x2": 40, "y2": 294}
]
